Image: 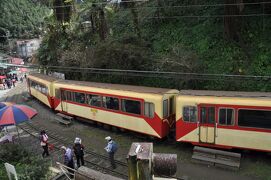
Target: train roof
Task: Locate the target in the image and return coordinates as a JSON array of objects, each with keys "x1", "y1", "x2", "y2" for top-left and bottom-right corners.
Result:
[
  {"x1": 179, "y1": 90, "x2": 271, "y2": 98},
  {"x1": 55, "y1": 80, "x2": 177, "y2": 95},
  {"x1": 28, "y1": 73, "x2": 59, "y2": 82}
]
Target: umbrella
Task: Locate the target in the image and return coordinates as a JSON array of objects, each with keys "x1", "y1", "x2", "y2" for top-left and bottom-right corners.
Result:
[
  {"x1": 0, "y1": 104, "x2": 37, "y2": 126},
  {"x1": 0, "y1": 102, "x2": 14, "y2": 109},
  {"x1": 19, "y1": 68, "x2": 28, "y2": 73},
  {"x1": 7, "y1": 71, "x2": 18, "y2": 75}
]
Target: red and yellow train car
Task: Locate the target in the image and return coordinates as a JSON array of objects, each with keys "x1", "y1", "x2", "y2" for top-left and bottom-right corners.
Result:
[
  {"x1": 52, "y1": 80, "x2": 178, "y2": 138},
  {"x1": 27, "y1": 73, "x2": 58, "y2": 109},
  {"x1": 176, "y1": 90, "x2": 271, "y2": 152}
]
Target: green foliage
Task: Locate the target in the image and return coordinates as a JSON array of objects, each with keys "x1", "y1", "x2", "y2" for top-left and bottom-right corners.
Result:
[
  {"x1": 0, "y1": 144, "x2": 50, "y2": 179},
  {"x1": 0, "y1": 0, "x2": 49, "y2": 38},
  {"x1": 37, "y1": 0, "x2": 271, "y2": 91}
]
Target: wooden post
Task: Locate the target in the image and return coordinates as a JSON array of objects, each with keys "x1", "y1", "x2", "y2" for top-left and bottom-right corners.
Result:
[
  {"x1": 127, "y1": 143, "x2": 177, "y2": 180},
  {"x1": 137, "y1": 143, "x2": 152, "y2": 180},
  {"x1": 127, "y1": 143, "x2": 153, "y2": 180},
  {"x1": 127, "y1": 153, "x2": 137, "y2": 180}
]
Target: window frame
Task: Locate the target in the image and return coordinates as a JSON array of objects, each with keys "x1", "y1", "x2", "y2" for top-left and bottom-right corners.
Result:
[
  {"x1": 64, "y1": 91, "x2": 74, "y2": 102},
  {"x1": 218, "y1": 107, "x2": 235, "y2": 126},
  {"x1": 102, "y1": 96, "x2": 120, "y2": 111},
  {"x1": 200, "y1": 106, "x2": 215, "y2": 124},
  {"x1": 183, "y1": 106, "x2": 198, "y2": 123},
  {"x1": 29, "y1": 80, "x2": 48, "y2": 95},
  {"x1": 86, "y1": 93, "x2": 102, "y2": 107},
  {"x1": 74, "y1": 92, "x2": 86, "y2": 104},
  {"x1": 121, "y1": 98, "x2": 142, "y2": 116},
  {"x1": 237, "y1": 108, "x2": 271, "y2": 130},
  {"x1": 144, "y1": 102, "x2": 155, "y2": 118}
]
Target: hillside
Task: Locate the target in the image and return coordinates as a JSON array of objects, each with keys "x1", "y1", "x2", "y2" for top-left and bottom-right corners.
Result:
[
  {"x1": 37, "y1": 0, "x2": 271, "y2": 91},
  {"x1": 0, "y1": 0, "x2": 49, "y2": 40}
]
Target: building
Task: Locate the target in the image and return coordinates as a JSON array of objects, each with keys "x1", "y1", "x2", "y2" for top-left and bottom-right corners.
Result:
[{"x1": 16, "y1": 39, "x2": 41, "y2": 60}]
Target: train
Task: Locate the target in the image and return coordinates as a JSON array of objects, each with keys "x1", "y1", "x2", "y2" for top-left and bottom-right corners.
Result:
[{"x1": 27, "y1": 73, "x2": 271, "y2": 152}]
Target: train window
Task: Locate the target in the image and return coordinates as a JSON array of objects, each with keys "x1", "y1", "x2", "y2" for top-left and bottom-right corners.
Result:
[
  {"x1": 74, "y1": 92, "x2": 86, "y2": 104},
  {"x1": 121, "y1": 99, "x2": 141, "y2": 115},
  {"x1": 86, "y1": 94, "x2": 102, "y2": 107},
  {"x1": 238, "y1": 109, "x2": 271, "y2": 129},
  {"x1": 65, "y1": 91, "x2": 73, "y2": 101},
  {"x1": 208, "y1": 107, "x2": 215, "y2": 124},
  {"x1": 102, "y1": 96, "x2": 119, "y2": 110},
  {"x1": 183, "y1": 106, "x2": 197, "y2": 122},
  {"x1": 55, "y1": 89, "x2": 60, "y2": 99},
  {"x1": 219, "y1": 108, "x2": 234, "y2": 125},
  {"x1": 200, "y1": 107, "x2": 215, "y2": 124},
  {"x1": 163, "y1": 99, "x2": 169, "y2": 118},
  {"x1": 30, "y1": 80, "x2": 48, "y2": 95},
  {"x1": 41, "y1": 85, "x2": 48, "y2": 95},
  {"x1": 144, "y1": 102, "x2": 154, "y2": 118}
]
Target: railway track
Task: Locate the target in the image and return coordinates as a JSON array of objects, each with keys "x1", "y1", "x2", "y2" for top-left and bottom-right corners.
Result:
[
  {"x1": 17, "y1": 122, "x2": 128, "y2": 179},
  {"x1": 2, "y1": 86, "x2": 128, "y2": 179},
  {"x1": 3, "y1": 85, "x2": 184, "y2": 180}
]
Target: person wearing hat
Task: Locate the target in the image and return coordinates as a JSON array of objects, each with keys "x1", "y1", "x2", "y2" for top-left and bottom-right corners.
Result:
[
  {"x1": 61, "y1": 146, "x2": 74, "y2": 178},
  {"x1": 73, "y1": 137, "x2": 85, "y2": 168},
  {"x1": 104, "y1": 136, "x2": 118, "y2": 169}
]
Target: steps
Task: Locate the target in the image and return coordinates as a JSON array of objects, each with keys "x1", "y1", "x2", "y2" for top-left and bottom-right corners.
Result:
[{"x1": 192, "y1": 146, "x2": 241, "y2": 170}]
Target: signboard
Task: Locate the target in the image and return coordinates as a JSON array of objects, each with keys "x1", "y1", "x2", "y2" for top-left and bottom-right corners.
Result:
[{"x1": 4, "y1": 163, "x2": 18, "y2": 180}]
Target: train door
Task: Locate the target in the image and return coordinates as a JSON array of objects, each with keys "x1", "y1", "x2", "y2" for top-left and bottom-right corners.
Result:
[
  {"x1": 198, "y1": 105, "x2": 216, "y2": 144},
  {"x1": 60, "y1": 90, "x2": 68, "y2": 112}
]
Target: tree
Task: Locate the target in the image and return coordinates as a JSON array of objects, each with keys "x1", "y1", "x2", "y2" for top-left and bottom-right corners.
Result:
[
  {"x1": 223, "y1": 0, "x2": 244, "y2": 42},
  {"x1": 121, "y1": 0, "x2": 141, "y2": 38},
  {"x1": 53, "y1": 0, "x2": 74, "y2": 23}
]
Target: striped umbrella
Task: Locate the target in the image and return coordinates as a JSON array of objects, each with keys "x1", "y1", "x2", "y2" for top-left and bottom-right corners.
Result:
[
  {"x1": 0, "y1": 102, "x2": 14, "y2": 109},
  {"x1": 0, "y1": 104, "x2": 37, "y2": 126}
]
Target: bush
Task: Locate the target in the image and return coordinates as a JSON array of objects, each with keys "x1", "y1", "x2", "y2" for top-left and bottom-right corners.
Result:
[{"x1": 0, "y1": 144, "x2": 51, "y2": 179}]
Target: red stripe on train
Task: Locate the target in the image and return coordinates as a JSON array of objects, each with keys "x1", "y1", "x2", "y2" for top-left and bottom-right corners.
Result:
[{"x1": 54, "y1": 98, "x2": 170, "y2": 138}]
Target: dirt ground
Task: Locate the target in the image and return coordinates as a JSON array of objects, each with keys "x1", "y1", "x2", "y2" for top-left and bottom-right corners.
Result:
[{"x1": 3, "y1": 81, "x2": 271, "y2": 180}]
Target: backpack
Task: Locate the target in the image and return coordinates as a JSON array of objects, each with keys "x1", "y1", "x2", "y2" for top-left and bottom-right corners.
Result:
[
  {"x1": 74, "y1": 144, "x2": 83, "y2": 156},
  {"x1": 111, "y1": 141, "x2": 118, "y2": 153}
]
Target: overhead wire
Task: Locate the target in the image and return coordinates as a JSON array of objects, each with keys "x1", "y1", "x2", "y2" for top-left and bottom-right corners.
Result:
[
  {"x1": 5, "y1": 63, "x2": 271, "y2": 82},
  {"x1": 49, "y1": 1, "x2": 271, "y2": 9},
  {"x1": 8, "y1": 2, "x2": 268, "y2": 83},
  {"x1": 50, "y1": 1, "x2": 270, "y2": 20}
]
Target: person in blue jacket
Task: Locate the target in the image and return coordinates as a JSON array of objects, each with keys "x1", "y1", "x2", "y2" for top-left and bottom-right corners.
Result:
[
  {"x1": 61, "y1": 146, "x2": 74, "y2": 178},
  {"x1": 104, "y1": 136, "x2": 118, "y2": 169}
]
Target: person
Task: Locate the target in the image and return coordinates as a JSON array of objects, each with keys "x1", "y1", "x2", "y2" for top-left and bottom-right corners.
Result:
[
  {"x1": 40, "y1": 130, "x2": 49, "y2": 158},
  {"x1": 6, "y1": 79, "x2": 11, "y2": 89},
  {"x1": 20, "y1": 77, "x2": 23, "y2": 83},
  {"x1": 2, "y1": 79, "x2": 5, "y2": 90},
  {"x1": 104, "y1": 136, "x2": 118, "y2": 169},
  {"x1": 12, "y1": 78, "x2": 15, "y2": 87},
  {"x1": 73, "y1": 137, "x2": 85, "y2": 168},
  {"x1": 61, "y1": 146, "x2": 74, "y2": 178}
]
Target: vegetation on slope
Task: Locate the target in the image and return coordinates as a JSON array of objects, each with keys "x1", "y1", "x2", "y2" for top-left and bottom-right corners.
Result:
[
  {"x1": 37, "y1": 0, "x2": 271, "y2": 91},
  {"x1": 0, "y1": 0, "x2": 49, "y2": 41},
  {"x1": 0, "y1": 144, "x2": 50, "y2": 179}
]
